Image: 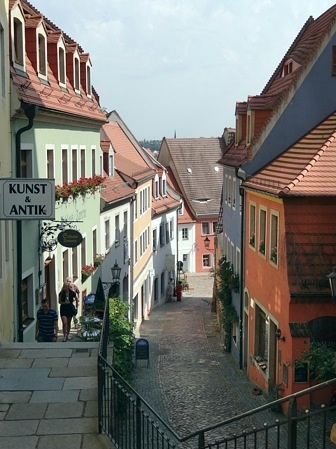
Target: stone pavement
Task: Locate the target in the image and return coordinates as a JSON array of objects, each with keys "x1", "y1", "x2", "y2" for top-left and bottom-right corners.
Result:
[
  {"x1": 0, "y1": 338, "x2": 113, "y2": 449},
  {"x1": 133, "y1": 273, "x2": 283, "y2": 445}
]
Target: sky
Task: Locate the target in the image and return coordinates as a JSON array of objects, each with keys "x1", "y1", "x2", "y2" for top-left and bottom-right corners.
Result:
[{"x1": 31, "y1": 0, "x2": 336, "y2": 140}]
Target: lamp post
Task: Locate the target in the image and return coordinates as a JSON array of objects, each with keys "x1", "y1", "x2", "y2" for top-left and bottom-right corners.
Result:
[
  {"x1": 204, "y1": 236, "x2": 210, "y2": 249},
  {"x1": 327, "y1": 266, "x2": 336, "y2": 300}
]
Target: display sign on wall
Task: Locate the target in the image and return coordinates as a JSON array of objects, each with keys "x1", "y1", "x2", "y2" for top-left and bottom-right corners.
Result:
[{"x1": 0, "y1": 178, "x2": 55, "y2": 220}]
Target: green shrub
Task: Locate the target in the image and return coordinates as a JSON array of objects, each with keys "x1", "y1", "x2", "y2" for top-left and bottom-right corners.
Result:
[{"x1": 108, "y1": 297, "x2": 135, "y2": 383}]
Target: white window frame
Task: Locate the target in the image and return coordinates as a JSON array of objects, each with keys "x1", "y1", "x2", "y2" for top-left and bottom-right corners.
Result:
[
  {"x1": 37, "y1": 24, "x2": 47, "y2": 81},
  {"x1": 11, "y1": 6, "x2": 26, "y2": 72}
]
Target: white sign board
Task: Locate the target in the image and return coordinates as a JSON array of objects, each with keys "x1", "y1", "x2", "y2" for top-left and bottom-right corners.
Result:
[{"x1": 0, "y1": 178, "x2": 55, "y2": 220}]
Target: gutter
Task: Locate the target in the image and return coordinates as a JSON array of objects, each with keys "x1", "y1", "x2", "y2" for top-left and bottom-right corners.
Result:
[{"x1": 15, "y1": 102, "x2": 36, "y2": 342}]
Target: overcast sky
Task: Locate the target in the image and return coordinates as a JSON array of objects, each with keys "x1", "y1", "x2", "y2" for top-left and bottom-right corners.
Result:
[{"x1": 31, "y1": 0, "x2": 335, "y2": 140}]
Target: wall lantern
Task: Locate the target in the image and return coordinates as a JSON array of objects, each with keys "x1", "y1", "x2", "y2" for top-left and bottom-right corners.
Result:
[
  {"x1": 204, "y1": 236, "x2": 210, "y2": 249},
  {"x1": 327, "y1": 267, "x2": 336, "y2": 299},
  {"x1": 111, "y1": 260, "x2": 121, "y2": 284},
  {"x1": 276, "y1": 328, "x2": 285, "y2": 342}
]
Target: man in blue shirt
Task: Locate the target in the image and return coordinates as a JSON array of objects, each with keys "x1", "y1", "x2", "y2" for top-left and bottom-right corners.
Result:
[{"x1": 35, "y1": 299, "x2": 59, "y2": 342}]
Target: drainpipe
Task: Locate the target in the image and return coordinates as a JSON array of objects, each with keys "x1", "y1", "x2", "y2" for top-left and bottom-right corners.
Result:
[
  {"x1": 236, "y1": 167, "x2": 246, "y2": 371},
  {"x1": 15, "y1": 102, "x2": 36, "y2": 342}
]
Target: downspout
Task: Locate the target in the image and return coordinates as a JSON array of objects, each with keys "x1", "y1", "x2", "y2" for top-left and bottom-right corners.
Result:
[
  {"x1": 129, "y1": 194, "x2": 135, "y2": 322},
  {"x1": 15, "y1": 102, "x2": 36, "y2": 342},
  {"x1": 176, "y1": 203, "x2": 182, "y2": 282},
  {"x1": 236, "y1": 167, "x2": 246, "y2": 371}
]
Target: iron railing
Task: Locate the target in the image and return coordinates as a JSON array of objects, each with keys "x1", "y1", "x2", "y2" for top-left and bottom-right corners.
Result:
[{"x1": 98, "y1": 300, "x2": 336, "y2": 448}]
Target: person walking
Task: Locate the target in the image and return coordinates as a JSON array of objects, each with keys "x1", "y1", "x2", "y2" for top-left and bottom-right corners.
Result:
[
  {"x1": 176, "y1": 281, "x2": 183, "y2": 302},
  {"x1": 66, "y1": 276, "x2": 80, "y2": 325},
  {"x1": 167, "y1": 278, "x2": 175, "y2": 301},
  {"x1": 58, "y1": 281, "x2": 77, "y2": 341},
  {"x1": 35, "y1": 299, "x2": 58, "y2": 342}
]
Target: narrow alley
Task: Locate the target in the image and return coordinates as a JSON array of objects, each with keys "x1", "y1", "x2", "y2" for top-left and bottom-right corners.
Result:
[{"x1": 133, "y1": 273, "x2": 277, "y2": 444}]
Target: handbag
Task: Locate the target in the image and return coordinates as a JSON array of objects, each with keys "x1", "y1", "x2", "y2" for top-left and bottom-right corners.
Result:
[{"x1": 71, "y1": 303, "x2": 77, "y2": 315}]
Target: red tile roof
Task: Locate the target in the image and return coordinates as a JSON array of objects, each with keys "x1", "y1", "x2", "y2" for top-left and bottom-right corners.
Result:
[
  {"x1": 114, "y1": 153, "x2": 155, "y2": 183},
  {"x1": 243, "y1": 111, "x2": 336, "y2": 197},
  {"x1": 218, "y1": 140, "x2": 247, "y2": 167},
  {"x1": 101, "y1": 170, "x2": 134, "y2": 205},
  {"x1": 11, "y1": 1, "x2": 106, "y2": 124},
  {"x1": 102, "y1": 122, "x2": 149, "y2": 168}
]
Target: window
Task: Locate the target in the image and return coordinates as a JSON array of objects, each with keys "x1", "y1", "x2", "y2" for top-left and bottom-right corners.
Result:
[
  {"x1": 161, "y1": 178, "x2": 166, "y2": 196},
  {"x1": 236, "y1": 248, "x2": 241, "y2": 278},
  {"x1": 164, "y1": 223, "x2": 169, "y2": 244},
  {"x1": 62, "y1": 149, "x2": 68, "y2": 184},
  {"x1": 202, "y1": 222, "x2": 210, "y2": 235},
  {"x1": 115, "y1": 215, "x2": 120, "y2": 244},
  {"x1": 160, "y1": 223, "x2": 164, "y2": 247},
  {"x1": 225, "y1": 174, "x2": 228, "y2": 202},
  {"x1": 182, "y1": 228, "x2": 188, "y2": 240},
  {"x1": 108, "y1": 152, "x2": 114, "y2": 177},
  {"x1": 134, "y1": 194, "x2": 138, "y2": 220},
  {"x1": 153, "y1": 229, "x2": 157, "y2": 251},
  {"x1": 249, "y1": 203, "x2": 256, "y2": 248},
  {"x1": 154, "y1": 178, "x2": 159, "y2": 198},
  {"x1": 202, "y1": 254, "x2": 211, "y2": 267},
  {"x1": 140, "y1": 234, "x2": 143, "y2": 256},
  {"x1": 86, "y1": 65, "x2": 92, "y2": 96},
  {"x1": 74, "y1": 56, "x2": 80, "y2": 91},
  {"x1": 80, "y1": 148, "x2": 85, "y2": 178},
  {"x1": 332, "y1": 46, "x2": 336, "y2": 76},
  {"x1": 254, "y1": 305, "x2": 269, "y2": 370},
  {"x1": 134, "y1": 240, "x2": 138, "y2": 263},
  {"x1": 38, "y1": 33, "x2": 46, "y2": 76},
  {"x1": 72, "y1": 148, "x2": 77, "y2": 181},
  {"x1": 58, "y1": 46, "x2": 66, "y2": 85},
  {"x1": 46, "y1": 149, "x2": 54, "y2": 179},
  {"x1": 92, "y1": 228, "x2": 97, "y2": 261},
  {"x1": 0, "y1": 23, "x2": 5, "y2": 98},
  {"x1": 170, "y1": 219, "x2": 174, "y2": 240},
  {"x1": 232, "y1": 178, "x2": 236, "y2": 208},
  {"x1": 104, "y1": 220, "x2": 110, "y2": 251},
  {"x1": 160, "y1": 272, "x2": 165, "y2": 295},
  {"x1": 232, "y1": 321, "x2": 238, "y2": 344},
  {"x1": 13, "y1": 18, "x2": 24, "y2": 66},
  {"x1": 124, "y1": 211, "x2": 128, "y2": 238},
  {"x1": 259, "y1": 208, "x2": 266, "y2": 255},
  {"x1": 72, "y1": 246, "x2": 78, "y2": 280},
  {"x1": 21, "y1": 149, "x2": 33, "y2": 178},
  {"x1": 81, "y1": 237, "x2": 86, "y2": 269},
  {"x1": 62, "y1": 249, "x2": 69, "y2": 283},
  {"x1": 91, "y1": 148, "x2": 96, "y2": 176},
  {"x1": 270, "y1": 212, "x2": 279, "y2": 265}
]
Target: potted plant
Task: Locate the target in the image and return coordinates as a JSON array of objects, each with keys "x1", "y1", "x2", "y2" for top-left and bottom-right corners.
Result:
[
  {"x1": 81, "y1": 264, "x2": 96, "y2": 282},
  {"x1": 270, "y1": 247, "x2": 277, "y2": 263},
  {"x1": 94, "y1": 254, "x2": 105, "y2": 267},
  {"x1": 55, "y1": 175, "x2": 105, "y2": 202},
  {"x1": 259, "y1": 240, "x2": 265, "y2": 254},
  {"x1": 249, "y1": 232, "x2": 255, "y2": 247}
]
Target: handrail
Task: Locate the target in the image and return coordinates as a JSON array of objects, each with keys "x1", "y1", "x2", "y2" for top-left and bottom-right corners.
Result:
[{"x1": 180, "y1": 377, "x2": 336, "y2": 442}]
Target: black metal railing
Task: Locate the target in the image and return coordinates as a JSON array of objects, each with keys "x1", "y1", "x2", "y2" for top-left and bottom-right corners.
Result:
[{"x1": 98, "y1": 300, "x2": 336, "y2": 448}]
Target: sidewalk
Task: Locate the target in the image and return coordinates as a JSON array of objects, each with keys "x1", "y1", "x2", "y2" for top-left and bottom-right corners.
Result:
[
  {"x1": 0, "y1": 338, "x2": 113, "y2": 449},
  {"x1": 133, "y1": 273, "x2": 277, "y2": 442}
]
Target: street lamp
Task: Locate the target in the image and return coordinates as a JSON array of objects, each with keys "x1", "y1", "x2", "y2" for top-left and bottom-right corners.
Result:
[{"x1": 327, "y1": 267, "x2": 336, "y2": 299}]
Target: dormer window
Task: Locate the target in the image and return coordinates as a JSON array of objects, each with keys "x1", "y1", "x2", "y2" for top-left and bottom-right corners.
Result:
[
  {"x1": 284, "y1": 61, "x2": 292, "y2": 76},
  {"x1": 281, "y1": 58, "x2": 299, "y2": 78},
  {"x1": 14, "y1": 18, "x2": 24, "y2": 66},
  {"x1": 58, "y1": 46, "x2": 65, "y2": 85},
  {"x1": 38, "y1": 33, "x2": 46, "y2": 77},
  {"x1": 11, "y1": 2, "x2": 26, "y2": 72},
  {"x1": 74, "y1": 56, "x2": 80, "y2": 92},
  {"x1": 86, "y1": 65, "x2": 91, "y2": 96},
  {"x1": 153, "y1": 175, "x2": 159, "y2": 199},
  {"x1": 161, "y1": 172, "x2": 167, "y2": 197},
  {"x1": 108, "y1": 151, "x2": 114, "y2": 177}
]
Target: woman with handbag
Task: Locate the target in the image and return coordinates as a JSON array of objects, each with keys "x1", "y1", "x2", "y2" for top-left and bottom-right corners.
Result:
[{"x1": 58, "y1": 281, "x2": 78, "y2": 341}]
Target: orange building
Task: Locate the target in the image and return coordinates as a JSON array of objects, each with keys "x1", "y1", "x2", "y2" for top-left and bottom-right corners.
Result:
[{"x1": 242, "y1": 112, "x2": 336, "y2": 408}]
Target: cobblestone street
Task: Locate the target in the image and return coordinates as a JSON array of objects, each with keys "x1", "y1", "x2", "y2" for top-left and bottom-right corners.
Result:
[{"x1": 133, "y1": 273, "x2": 281, "y2": 446}]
